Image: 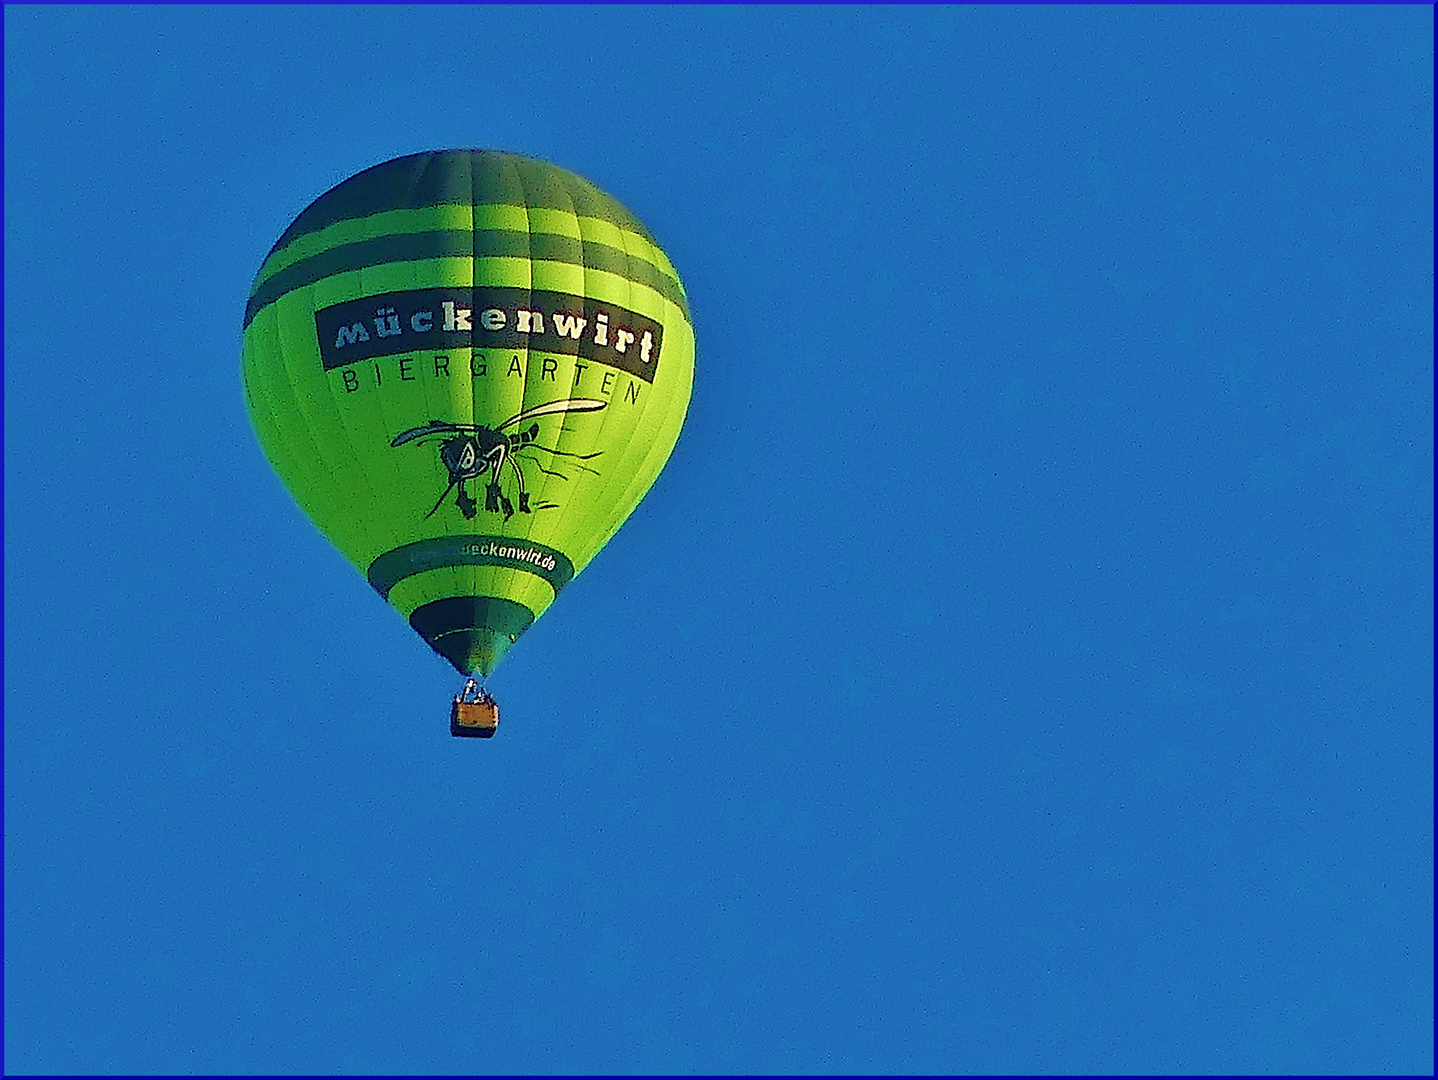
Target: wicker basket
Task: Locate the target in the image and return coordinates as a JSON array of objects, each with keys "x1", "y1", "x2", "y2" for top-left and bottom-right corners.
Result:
[{"x1": 450, "y1": 698, "x2": 499, "y2": 738}]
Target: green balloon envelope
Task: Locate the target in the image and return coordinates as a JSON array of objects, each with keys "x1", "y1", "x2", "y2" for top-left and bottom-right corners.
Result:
[{"x1": 242, "y1": 151, "x2": 694, "y2": 675}]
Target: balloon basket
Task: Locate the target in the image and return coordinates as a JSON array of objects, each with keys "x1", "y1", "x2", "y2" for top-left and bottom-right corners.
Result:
[{"x1": 451, "y1": 698, "x2": 499, "y2": 738}]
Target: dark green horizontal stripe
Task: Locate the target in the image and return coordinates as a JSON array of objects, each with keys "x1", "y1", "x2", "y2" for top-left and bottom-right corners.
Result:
[
  {"x1": 245, "y1": 228, "x2": 688, "y2": 330},
  {"x1": 368, "y1": 534, "x2": 575, "y2": 601},
  {"x1": 267, "y1": 149, "x2": 657, "y2": 258}
]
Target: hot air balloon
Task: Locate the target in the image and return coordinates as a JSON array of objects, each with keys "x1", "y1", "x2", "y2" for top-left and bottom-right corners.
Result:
[{"x1": 241, "y1": 151, "x2": 694, "y2": 736}]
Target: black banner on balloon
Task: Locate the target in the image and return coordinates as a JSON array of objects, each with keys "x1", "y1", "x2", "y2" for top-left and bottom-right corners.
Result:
[{"x1": 315, "y1": 287, "x2": 663, "y2": 383}]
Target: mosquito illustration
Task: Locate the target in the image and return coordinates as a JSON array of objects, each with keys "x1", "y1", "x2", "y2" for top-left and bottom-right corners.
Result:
[{"x1": 391, "y1": 398, "x2": 607, "y2": 520}]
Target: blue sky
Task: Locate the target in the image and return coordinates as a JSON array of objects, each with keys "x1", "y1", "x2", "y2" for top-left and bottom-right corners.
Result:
[{"x1": 4, "y1": 5, "x2": 1432, "y2": 1075}]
